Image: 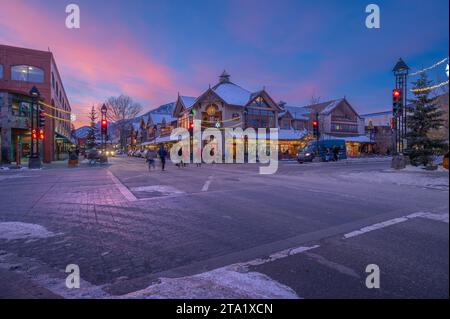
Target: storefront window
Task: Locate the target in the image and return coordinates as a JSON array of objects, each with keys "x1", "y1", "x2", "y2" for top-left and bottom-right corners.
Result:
[
  {"x1": 12, "y1": 97, "x2": 31, "y2": 117},
  {"x1": 246, "y1": 108, "x2": 275, "y2": 128},
  {"x1": 11, "y1": 65, "x2": 45, "y2": 83}
]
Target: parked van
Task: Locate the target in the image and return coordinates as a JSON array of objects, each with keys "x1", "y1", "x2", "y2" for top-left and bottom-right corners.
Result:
[{"x1": 297, "y1": 139, "x2": 347, "y2": 163}]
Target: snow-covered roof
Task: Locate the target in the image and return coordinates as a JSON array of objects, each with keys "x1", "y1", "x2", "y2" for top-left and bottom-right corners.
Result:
[
  {"x1": 320, "y1": 99, "x2": 344, "y2": 115},
  {"x1": 149, "y1": 113, "x2": 174, "y2": 125},
  {"x1": 278, "y1": 129, "x2": 308, "y2": 140},
  {"x1": 212, "y1": 82, "x2": 252, "y2": 106},
  {"x1": 280, "y1": 106, "x2": 310, "y2": 120},
  {"x1": 180, "y1": 96, "x2": 197, "y2": 108}
]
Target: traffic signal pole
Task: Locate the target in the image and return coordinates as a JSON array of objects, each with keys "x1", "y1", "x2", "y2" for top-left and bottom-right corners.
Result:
[{"x1": 28, "y1": 86, "x2": 42, "y2": 169}]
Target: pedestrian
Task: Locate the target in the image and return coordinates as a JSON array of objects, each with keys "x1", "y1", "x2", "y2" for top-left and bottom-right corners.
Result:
[
  {"x1": 177, "y1": 148, "x2": 184, "y2": 168},
  {"x1": 158, "y1": 145, "x2": 168, "y2": 171},
  {"x1": 333, "y1": 146, "x2": 339, "y2": 161},
  {"x1": 88, "y1": 148, "x2": 98, "y2": 165},
  {"x1": 325, "y1": 148, "x2": 332, "y2": 162},
  {"x1": 195, "y1": 146, "x2": 202, "y2": 167},
  {"x1": 146, "y1": 149, "x2": 157, "y2": 171}
]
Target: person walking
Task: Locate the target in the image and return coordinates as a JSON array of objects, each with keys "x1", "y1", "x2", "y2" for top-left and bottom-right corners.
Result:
[
  {"x1": 332, "y1": 146, "x2": 339, "y2": 162},
  {"x1": 158, "y1": 145, "x2": 168, "y2": 171},
  {"x1": 146, "y1": 149, "x2": 157, "y2": 171}
]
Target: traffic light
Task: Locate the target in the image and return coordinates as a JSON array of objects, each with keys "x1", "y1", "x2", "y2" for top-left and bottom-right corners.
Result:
[
  {"x1": 38, "y1": 107, "x2": 46, "y2": 128},
  {"x1": 188, "y1": 122, "x2": 194, "y2": 135},
  {"x1": 312, "y1": 114, "x2": 320, "y2": 138},
  {"x1": 39, "y1": 129, "x2": 44, "y2": 140},
  {"x1": 32, "y1": 129, "x2": 37, "y2": 140},
  {"x1": 392, "y1": 89, "x2": 402, "y2": 115},
  {"x1": 101, "y1": 119, "x2": 107, "y2": 134}
]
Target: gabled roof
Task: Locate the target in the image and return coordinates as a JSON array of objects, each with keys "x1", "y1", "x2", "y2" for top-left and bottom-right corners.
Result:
[
  {"x1": 212, "y1": 82, "x2": 252, "y2": 106},
  {"x1": 149, "y1": 113, "x2": 174, "y2": 125},
  {"x1": 180, "y1": 96, "x2": 196, "y2": 108},
  {"x1": 304, "y1": 98, "x2": 345, "y2": 115},
  {"x1": 175, "y1": 72, "x2": 282, "y2": 112},
  {"x1": 279, "y1": 105, "x2": 310, "y2": 120}
]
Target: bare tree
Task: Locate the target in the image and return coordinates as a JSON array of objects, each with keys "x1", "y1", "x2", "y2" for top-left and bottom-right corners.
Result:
[
  {"x1": 310, "y1": 91, "x2": 321, "y2": 105},
  {"x1": 102, "y1": 95, "x2": 143, "y2": 149}
]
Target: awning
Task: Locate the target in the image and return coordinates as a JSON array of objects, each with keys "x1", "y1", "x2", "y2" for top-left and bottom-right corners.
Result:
[{"x1": 322, "y1": 134, "x2": 372, "y2": 143}]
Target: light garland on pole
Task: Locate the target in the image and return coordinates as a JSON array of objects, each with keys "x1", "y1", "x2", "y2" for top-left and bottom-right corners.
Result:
[
  {"x1": 409, "y1": 57, "x2": 449, "y2": 76},
  {"x1": 411, "y1": 80, "x2": 449, "y2": 93}
]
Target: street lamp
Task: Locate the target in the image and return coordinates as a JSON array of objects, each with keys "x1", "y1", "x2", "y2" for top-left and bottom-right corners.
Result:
[
  {"x1": 28, "y1": 86, "x2": 42, "y2": 169},
  {"x1": 100, "y1": 103, "x2": 108, "y2": 162}
]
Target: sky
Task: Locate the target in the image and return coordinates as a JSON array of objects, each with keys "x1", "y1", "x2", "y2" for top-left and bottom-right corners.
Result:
[{"x1": 0, "y1": 0, "x2": 448, "y2": 127}]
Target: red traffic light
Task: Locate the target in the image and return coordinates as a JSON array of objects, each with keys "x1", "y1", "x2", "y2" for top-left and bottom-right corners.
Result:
[
  {"x1": 189, "y1": 123, "x2": 194, "y2": 129},
  {"x1": 101, "y1": 119, "x2": 107, "y2": 128},
  {"x1": 312, "y1": 120, "x2": 318, "y2": 127},
  {"x1": 39, "y1": 129, "x2": 44, "y2": 140},
  {"x1": 392, "y1": 89, "x2": 402, "y2": 102},
  {"x1": 32, "y1": 129, "x2": 37, "y2": 139}
]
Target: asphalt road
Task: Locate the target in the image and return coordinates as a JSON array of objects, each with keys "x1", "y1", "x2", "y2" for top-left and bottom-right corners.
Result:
[{"x1": 0, "y1": 156, "x2": 448, "y2": 298}]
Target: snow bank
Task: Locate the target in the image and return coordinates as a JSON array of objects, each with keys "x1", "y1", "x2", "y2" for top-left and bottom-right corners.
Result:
[
  {"x1": 342, "y1": 167, "x2": 449, "y2": 189},
  {"x1": 0, "y1": 222, "x2": 55, "y2": 240},
  {"x1": 120, "y1": 264, "x2": 298, "y2": 299}
]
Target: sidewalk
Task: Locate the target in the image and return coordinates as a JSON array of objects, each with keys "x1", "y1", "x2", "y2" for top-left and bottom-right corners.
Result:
[{"x1": 0, "y1": 267, "x2": 61, "y2": 299}]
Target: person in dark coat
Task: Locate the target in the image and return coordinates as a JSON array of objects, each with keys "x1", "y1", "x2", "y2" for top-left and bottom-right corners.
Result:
[
  {"x1": 158, "y1": 145, "x2": 168, "y2": 171},
  {"x1": 332, "y1": 146, "x2": 339, "y2": 161}
]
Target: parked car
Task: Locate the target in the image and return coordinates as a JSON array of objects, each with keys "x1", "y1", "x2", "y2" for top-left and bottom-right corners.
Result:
[{"x1": 297, "y1": 140, "x2": 347, "y2": 163}]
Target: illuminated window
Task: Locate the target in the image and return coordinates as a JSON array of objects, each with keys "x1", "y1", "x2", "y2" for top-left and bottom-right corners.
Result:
[
  {"x1": 11, "y1": 65, "x2": 44, "y2": 83},
  {"x1": 0, "y1": 64, "x2": 3, "y2": 79}
]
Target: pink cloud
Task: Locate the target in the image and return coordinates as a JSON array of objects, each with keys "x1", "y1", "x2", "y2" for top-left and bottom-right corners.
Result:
[{"x1": 0, "y1": 0, "x2": 188, "y2": 126}]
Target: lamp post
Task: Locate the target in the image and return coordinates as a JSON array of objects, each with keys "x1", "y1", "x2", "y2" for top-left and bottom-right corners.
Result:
[
  {"x1": 100, "y1": 103, "x2": 108, "y2": 161},
  {"x1": 28, "y1": 86, "x2": 41, "y2": 169},
  {"x1": 243, "y1": 108, "x2": 248, "y2": 162},
  {"x1": 392, "y1": 58, "x2": 409, "y2": 154}
]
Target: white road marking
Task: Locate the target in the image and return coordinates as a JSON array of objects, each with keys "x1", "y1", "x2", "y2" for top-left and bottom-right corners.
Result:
[
  {"x1": 107, "y1": 171, "x2": 137, "y2": 202},
  {"x1": 201, "y1": 175, "x2": 214, "y2": 192},
  {"x1": 407, "y1": 212, "x2": 449, "y2": 223},
  {"x1": 344, "y1": 212, "x2": 449, "y2": 239},
  {"x1": 245, "y1": 245, "x2": 320, "y2": 266}
]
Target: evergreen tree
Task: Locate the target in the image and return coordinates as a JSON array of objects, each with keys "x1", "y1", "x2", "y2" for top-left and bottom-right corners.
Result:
[
  {"x1": 405, "y1": 73, "x2": 446, "y2": 166},
  {"x1": 86, "y1": 105, "x2": 98, "y2": 149}
]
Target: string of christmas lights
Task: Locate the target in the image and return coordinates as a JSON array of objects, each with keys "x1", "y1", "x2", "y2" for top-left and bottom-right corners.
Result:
[
  {"x1": 409, "y1": 57, "x2": 448, "y2": 76},
  {"x1": 411, "y1": 80, "x2": 449, "y2": 93},
  {"x1": 43, "y1": 112, "x2": 72, "y2": 122},
  {"x1": 39, "y1": 101, "x2": 71, "y2": 114}
]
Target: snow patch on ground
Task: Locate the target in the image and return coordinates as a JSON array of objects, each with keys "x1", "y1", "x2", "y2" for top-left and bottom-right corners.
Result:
[
  {"x1": 120, "y1": 264, "x2": 298, "y2": 299},
  {"x1": 0, "y1": 175, "x2": 28, "y2": 181},
  {"x1": 119, "y1": 245, "x2": 319, "y2": 299},
  {"x1": 342, "y1": 167, "x2": 449, "y2": 189},
  {"x1": 0, "y1": 251, "x2": 109, "y2": 299},
  {"x1": 0, "y1": 222, "x2": 55, "y2": 240},
  {"x1": 131, "y1": 185, "x2": 185, "y2": 195}
]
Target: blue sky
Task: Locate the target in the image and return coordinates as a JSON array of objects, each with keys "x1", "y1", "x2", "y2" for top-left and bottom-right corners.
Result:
[{"x1": 0, "y1": 0, "x2": 448, "y2": 126}]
